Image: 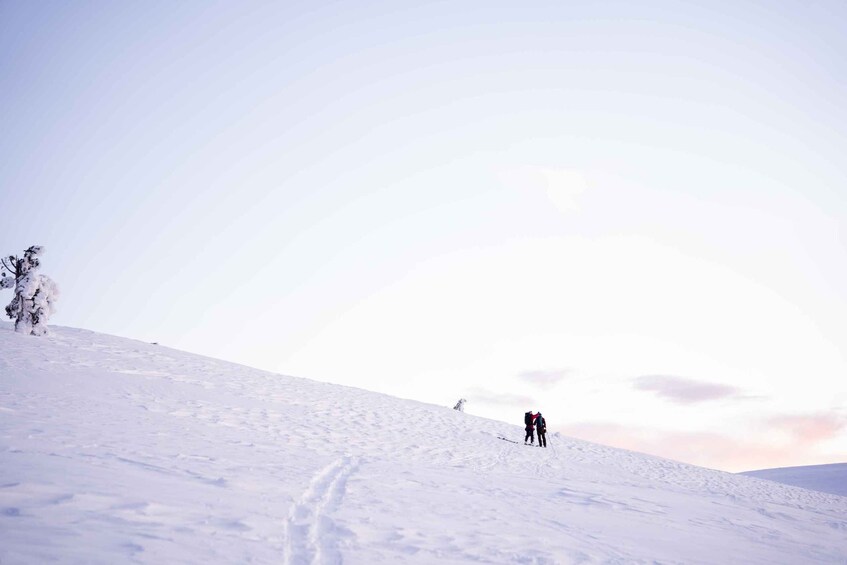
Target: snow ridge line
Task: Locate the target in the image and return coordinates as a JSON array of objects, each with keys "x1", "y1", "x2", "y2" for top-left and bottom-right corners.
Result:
[{"x1": 284, "y1": 455, "x2": 359, "y2": 565}]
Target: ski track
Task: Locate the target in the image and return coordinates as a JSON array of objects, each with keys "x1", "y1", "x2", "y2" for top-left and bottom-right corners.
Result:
[{"x1": 285, "y1": 456, "x2": 359, "y2": 565}]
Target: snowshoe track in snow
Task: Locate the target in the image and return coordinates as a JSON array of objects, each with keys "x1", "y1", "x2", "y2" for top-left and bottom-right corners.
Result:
[{"x1": 285, "y1": 455, "x2": 359, "y2": 565}]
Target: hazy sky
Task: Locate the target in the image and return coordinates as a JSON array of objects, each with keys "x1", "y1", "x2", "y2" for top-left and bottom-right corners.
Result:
[{"x1": 2, "y1": 1, "x2": 845, "y2": 472}]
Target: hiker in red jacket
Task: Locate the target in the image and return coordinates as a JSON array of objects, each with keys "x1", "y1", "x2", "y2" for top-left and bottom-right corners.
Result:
[{"x1": 524, "y1": 411, "x2": 537, "y2": 445}]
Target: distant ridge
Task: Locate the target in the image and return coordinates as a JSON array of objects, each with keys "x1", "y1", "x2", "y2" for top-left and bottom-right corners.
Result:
[{"x1": 742, "y1": 463, "x2": 847, "y2": 497}]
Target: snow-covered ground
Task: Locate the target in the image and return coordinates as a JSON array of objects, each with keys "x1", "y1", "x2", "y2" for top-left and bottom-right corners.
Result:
[
  {"x1": 742, "y1": 463, "x2": 847, "y2": 498},
  {"x1": 1, "y1": 324, "x2": 846, "y2": 564}
]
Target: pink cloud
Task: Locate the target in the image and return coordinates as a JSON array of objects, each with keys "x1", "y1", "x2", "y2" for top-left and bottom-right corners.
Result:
[
  {"x1": 557, "y1": 420, "x2": 845, "y2": 473},
  {"x1": 768, "y1": 413, "x2": 846, "y2": 442}
]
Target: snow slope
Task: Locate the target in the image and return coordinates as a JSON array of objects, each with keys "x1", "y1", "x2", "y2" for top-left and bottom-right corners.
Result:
[
  {"x1": 742, "y1": 463, "x2": 847, "y2": 498},
  {"x1": 1, "y1": 325, "x2": 846, "y2": 564}
]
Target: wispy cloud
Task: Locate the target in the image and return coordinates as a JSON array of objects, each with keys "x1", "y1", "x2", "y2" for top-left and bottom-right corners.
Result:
[
  {"x1": 465, "y1": 387, "x2": 535, "y2": 408},
  {"x1": 517, "y1": 369, "x2": 572, "y2": 387},
  {"x1": 633, "y1": 375, "x2": 742, "y2": 404}
]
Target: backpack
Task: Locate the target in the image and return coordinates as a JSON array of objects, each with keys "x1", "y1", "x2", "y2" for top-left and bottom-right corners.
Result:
[
  {"x1": 524, "y1": 411, "x2": 533, "y2": 426},
  {"x1": 538, "y1": 417, "x2": 546, "y2": 433}
]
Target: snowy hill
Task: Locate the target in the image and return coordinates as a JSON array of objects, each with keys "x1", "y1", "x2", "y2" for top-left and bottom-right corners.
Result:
[
  {"x1": 742, "y1": 463, "x2": 847, "y2": 498},
  {"x1": 1, "y1": 325, "x2": 846, "y2": 564}
]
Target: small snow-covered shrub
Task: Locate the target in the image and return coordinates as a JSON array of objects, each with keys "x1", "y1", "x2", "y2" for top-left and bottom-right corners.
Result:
[{"x1": 1, "y1": 246, "x2": 60, "y2": 335}]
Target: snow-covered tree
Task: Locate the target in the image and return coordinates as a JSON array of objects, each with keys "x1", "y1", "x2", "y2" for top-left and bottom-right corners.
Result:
[
  {"x1": 453, "y1": 398, "x2": 467, "y2": 412},
  {"x1": 1, "y1": 246, "x2": 60, "y2": 336}
]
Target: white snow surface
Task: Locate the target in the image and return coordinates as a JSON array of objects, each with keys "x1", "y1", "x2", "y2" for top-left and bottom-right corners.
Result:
[
  {"x1": 742, "y1": 463, "x2": 847, "y2": 498},
  {"x1": 1, "y1": 325, "x2": 846, "y2": 564}
]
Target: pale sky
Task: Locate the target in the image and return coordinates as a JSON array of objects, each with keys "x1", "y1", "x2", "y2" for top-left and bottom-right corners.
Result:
[{"x1": 2, "y1": 1, "x2": 845, "y2": 472}]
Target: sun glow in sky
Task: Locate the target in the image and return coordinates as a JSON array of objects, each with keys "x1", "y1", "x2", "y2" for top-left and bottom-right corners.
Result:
[{"x1": 2, "y1": 1, "x2": 846, "y2": 471}]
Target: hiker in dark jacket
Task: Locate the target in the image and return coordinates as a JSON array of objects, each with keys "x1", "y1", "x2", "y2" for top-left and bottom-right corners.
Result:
[
  {"x1": 524, "y1": 411, "x2": 537, "y2": 445},
  {"x1": 536, "y1": 413, "x2": 547, "y2": 448}
]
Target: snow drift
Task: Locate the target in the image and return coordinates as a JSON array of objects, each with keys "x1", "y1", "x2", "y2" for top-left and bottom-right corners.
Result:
[{"x1": 1, "y1": 325, "x2": 845, "y2": 564}]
